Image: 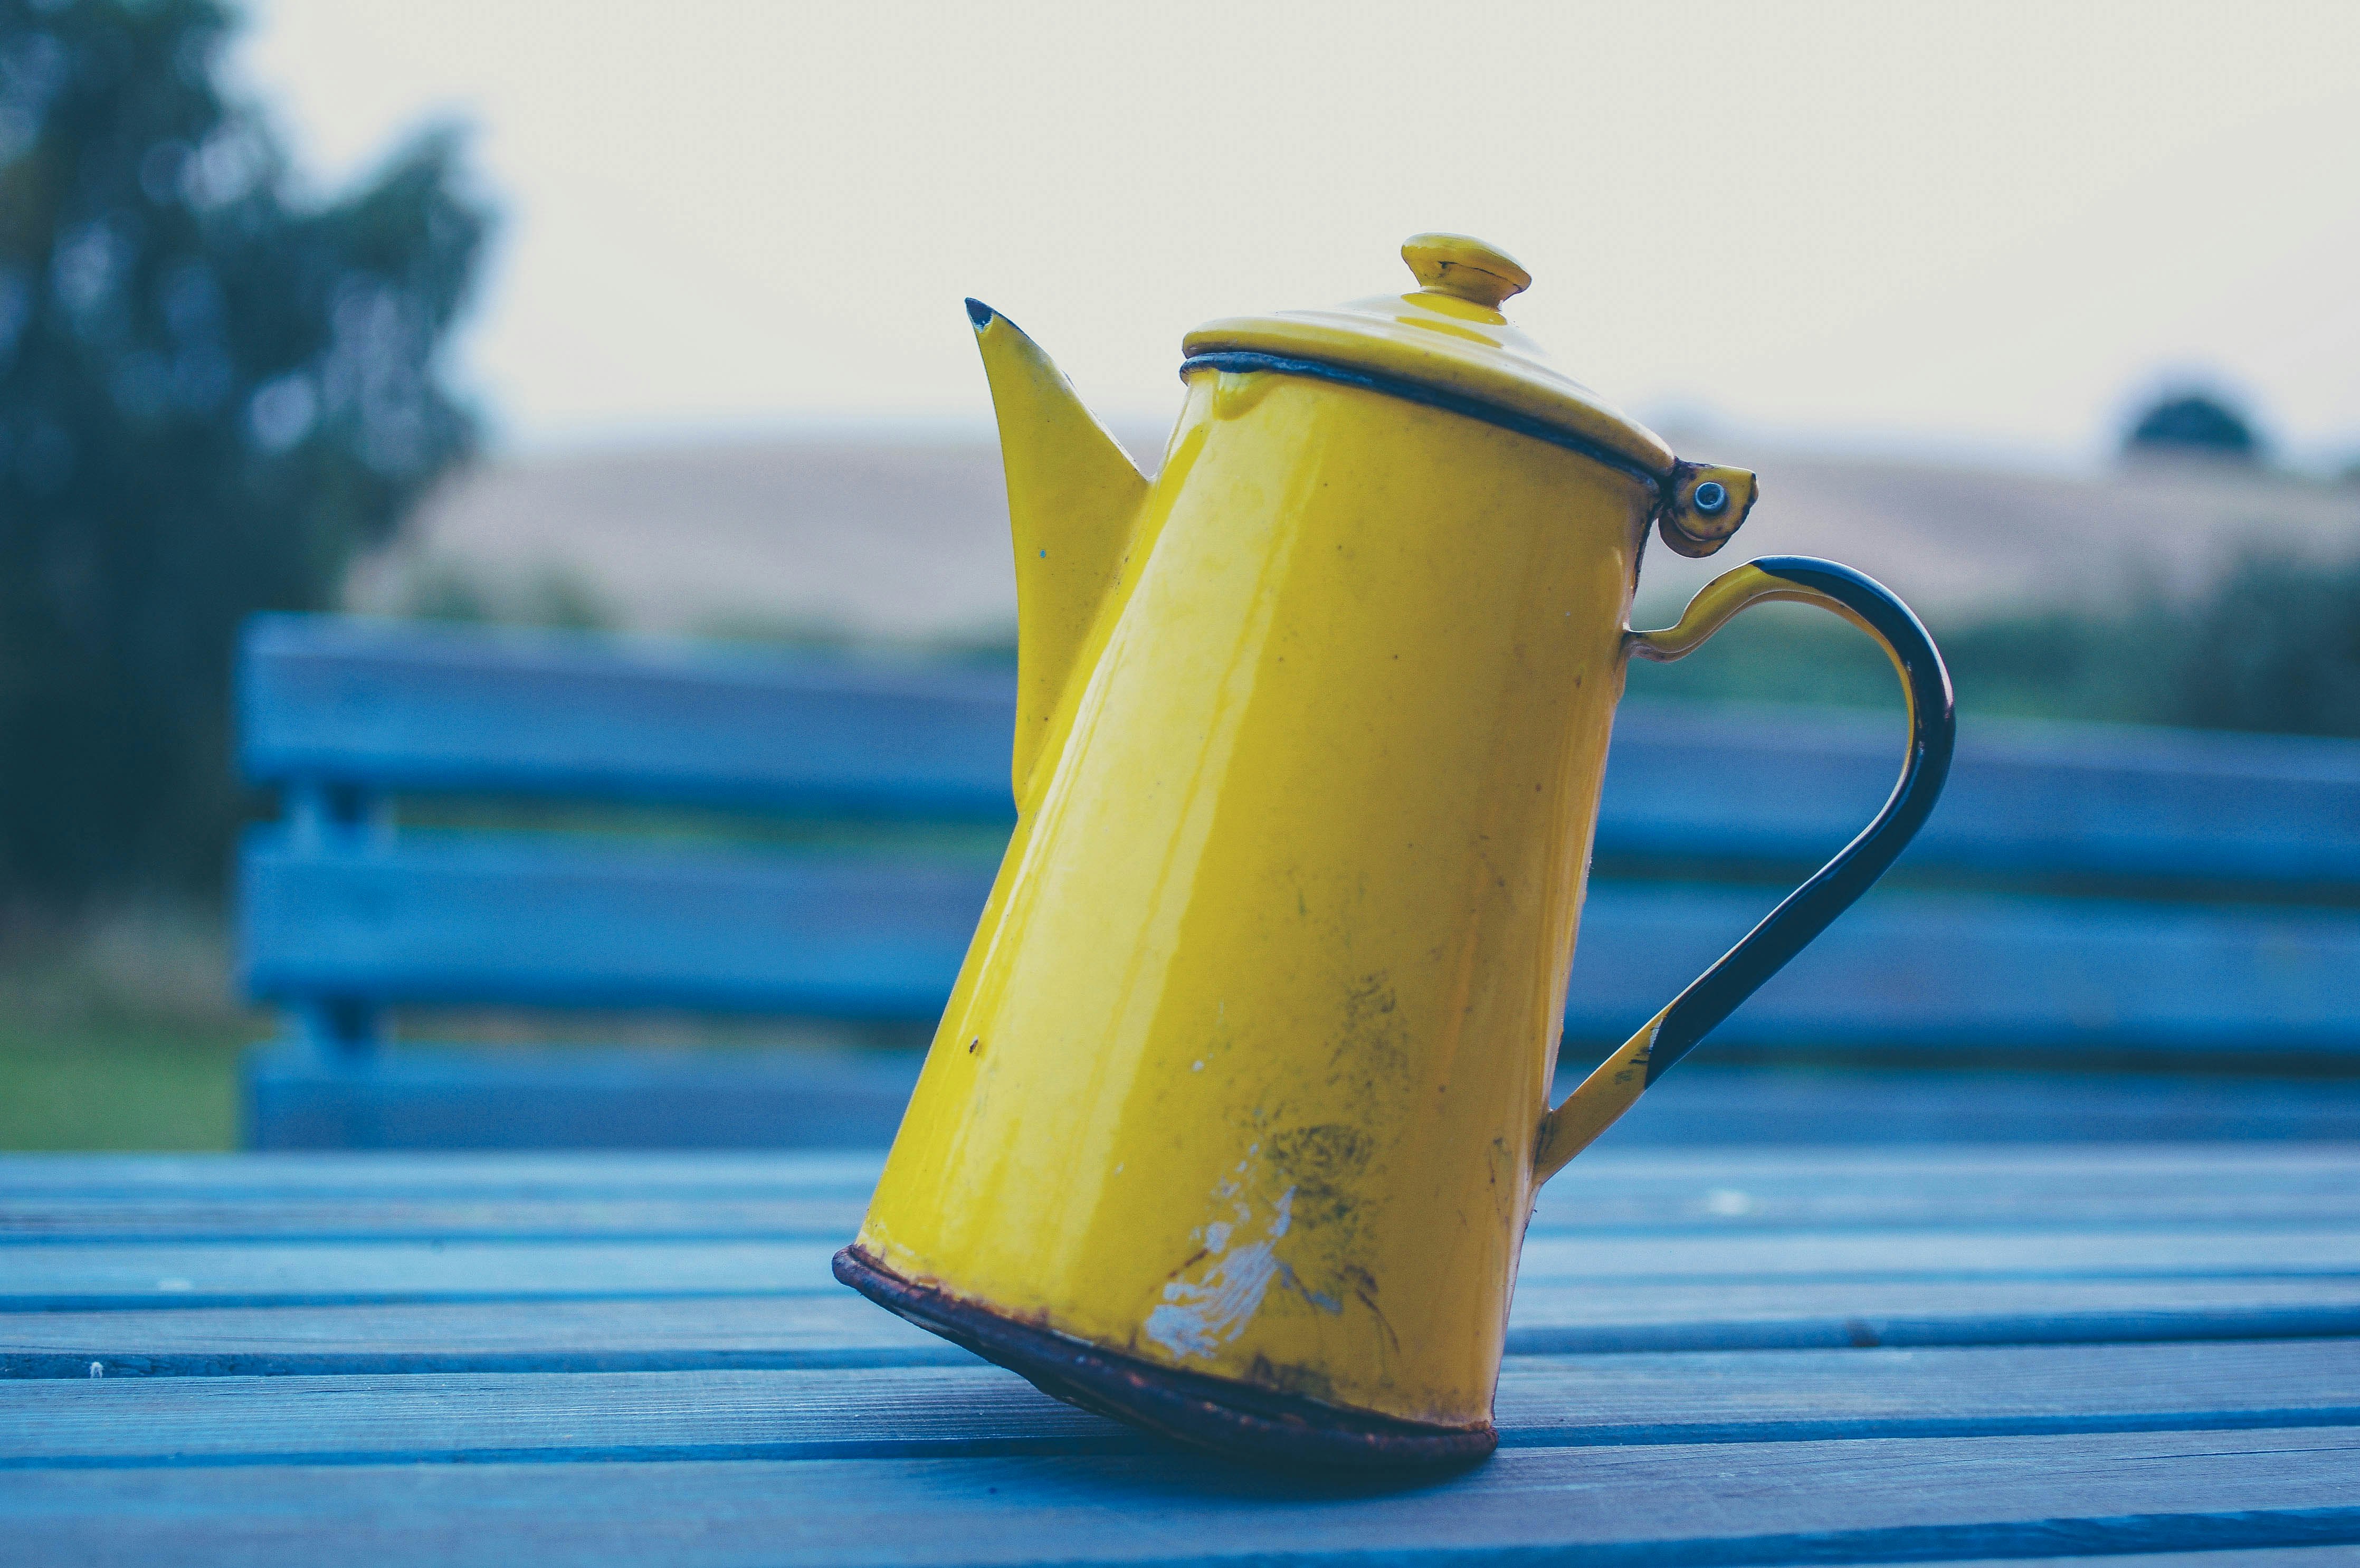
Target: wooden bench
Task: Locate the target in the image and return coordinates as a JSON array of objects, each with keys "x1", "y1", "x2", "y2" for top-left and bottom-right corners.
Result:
[{"x1": 236, "y1": 613, "x2": 2360, "y2": 1149}]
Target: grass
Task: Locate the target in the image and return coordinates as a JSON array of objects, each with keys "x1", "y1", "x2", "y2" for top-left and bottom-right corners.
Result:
[
  {"x1": 0, "y1": 907, "x2": 263, "y2": 1152},
  {"x1": 0, "y1": 899, "x2": 926, "y2": 1152},
  {"x1": 0, "y1": 1019, "x2": 251, "y2": 1151}
]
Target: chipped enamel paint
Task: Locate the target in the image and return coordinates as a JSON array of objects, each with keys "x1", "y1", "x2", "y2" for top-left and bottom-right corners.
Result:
[{"x1": 1143, "y1": 1185, "x2": 1312, "y2": 1361}]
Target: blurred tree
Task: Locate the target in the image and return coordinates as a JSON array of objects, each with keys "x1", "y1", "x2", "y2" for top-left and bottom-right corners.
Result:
[
  {"x1": 0, "y1": 0, "x2": 489, "y2": 900},
  {"x1": 1631, "y1": 550, "x2": 2360, "y2": 743},
  {"x1": 2164, "y1": 552, "x2": 2360, "y2": 738},
  {"x1": 2124, "y1": 391, "x2": 2262, "y2": 462}
]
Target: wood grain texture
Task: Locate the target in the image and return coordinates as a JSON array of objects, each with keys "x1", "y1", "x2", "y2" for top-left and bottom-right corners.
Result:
[
  {"x1": 1838, "y1": 1554, "x2": 2360, "y2": 1567},
  {"x1": 237, "y1": 833, "x2": 2360, "y2": 1053},
  {"x1": 240, "y1": 1041, "x2": 928, "y2": 1151},
  {"x1": 241, "y1": 1049, "x2": 2360, "y2": 1152},
  {"x1": 20, "y1": 1145, "x2": 2360, "y2": 1240},
  {"x1": 8, "y1": 1145, "x2": 2358, "y2": 1222},
  {"x1": 1564, "y1": 885, "x2": 2360, "y2": 1056},
  {"x1": 3, "y1": 1429, "x2": 2355, "y2": 1566},
  {"x1": 9, "y1": 1341, "x2": 2359, "y2": 1468},
  {"x1": 239, "y1": 616, "x2": 1021, "y2": 819},
  {"x1": 0, "y1": 1148, "x2": 892, "y2": 1194},
  {"x1": 12, "y1": 1146, "x2": 2360, "y2": 1562},
  {"x1": 240, "y1": 834, "x2": 993, "y2": 1018},
  {"x1": 7, "y1": 1226, "x2": 2358, "y2": 1310},
  {"x1": 242, "y1": 617, "x2": 2360, "y2": 888},
  {"x1": 11, "y1": 1275, "x2": 2360, "y2": 1378}
]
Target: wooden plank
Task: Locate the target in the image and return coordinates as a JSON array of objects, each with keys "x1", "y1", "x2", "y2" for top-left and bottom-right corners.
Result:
[
  {"x1": 6, "y1": 1145, "x2": 2356, "y2": 1224},
  {"x1": 242, "y1": 1041, "x2": 927, "y2": 1151},
  {"x1": 21, "y1": 1134, "x2": 2360, "y2": 1239},
  {"x1": 247, "y1": 860, "x2": 2360, "y2": 1059},
  {"x1": 1848, "y1": 1555, "x2": 2360, "y2": 1567},
  {"x1": 0, "y1": 1148, "x2": 891, "y2": 1196},
  {"x1": 0, "y1": 1239, "x2": 842, "y2": 1310},
  {"x1": 9, "y1": 1340, "x2": 2359, "y2": 1467},
  {"x1": 3, "y1": 1429, "x2": 2355, "y2": 1565},
  {"x1": 1601, "y1": 703, "x2": 2360, "y2": 888},
  {"x1": 240, "y1": 833, "x2": 992, "y2": 1018},
  {"x1": 14, "y1": 1166, "x2": 2360, "y2": 1241},
  {"x1": 7, "y1": 1226, "x2": 2358, "y2": 1311},
  {"x1": 240, "y1": 825, "x2": 2360, "y2": 1050},
  {"x1": 1565, "y1": 883, "x2": 2360, "y2": 1055},
  {"x1": 238, "y1": 1051, "x2": 2360, "y2": 1154},
  {"x1": 241, "y1": 617, "x2": 2360, "y2": 887},
  {"x1": 8, "y1": 1175, "x2": 2359, "y2": 1243},
  {"x1": 239, "y1": 616, "x2": 1019, "y2": 819},
  {"x1": 245, "y1": 1048, "x2": 2360, "y2": 1154},
  {"x1": 0, "y1": 1295, "x2": 958, "y2": 1378},
  {"x1": 0, "y1": 1194, "x2": 877, "y2": 1243},
  {"x1": 1591, "y1": 1066, "x2": 2360, "y2": 1146},
  {"x1": 10, "y1": 1275, "x2": 2360, "y2": 1377}
]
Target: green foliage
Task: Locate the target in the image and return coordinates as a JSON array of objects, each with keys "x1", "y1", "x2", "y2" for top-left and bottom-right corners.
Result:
[
  {"x1": 1625, "y1": 603, "x2": 1899, "y2": 711},
  {"x1": 0, "y1": 0, "x2": 490, "y2": 900},
  {"x1": 0, "y1": 902, "x2": 255, "y2": 1148},
  {"x1": 2166, "y1": 552, "x2": 2360, "y2": 737},
  {"x1": 2124, "y1": 391, "x2": 2261, "y2": 461},
  {"x1": 1632, "y1": 549, "x2": 2360, "y2": 740},
  {"x1": 397, "y1": 559, "x2": 617, "y2": 631}
]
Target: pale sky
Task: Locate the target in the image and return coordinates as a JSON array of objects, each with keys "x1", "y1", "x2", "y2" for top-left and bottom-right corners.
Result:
[{"x1": 236, "y1": 1, "x2": 2360, "y2": 469}]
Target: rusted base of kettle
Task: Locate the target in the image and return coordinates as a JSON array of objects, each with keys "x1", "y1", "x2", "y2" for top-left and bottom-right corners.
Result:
[{"x1": 832, "y1": 1245, "x2": 1497, "y2": 1471}]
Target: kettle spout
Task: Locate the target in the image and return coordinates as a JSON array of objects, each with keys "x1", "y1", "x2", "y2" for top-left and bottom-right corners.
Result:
[{"x1": 967, "y1": 299, "x2": 1151, "y2": 807}]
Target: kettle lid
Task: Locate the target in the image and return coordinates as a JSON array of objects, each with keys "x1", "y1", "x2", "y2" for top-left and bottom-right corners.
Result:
[{"x1": 1182, "y1": 234, "x2": 1675, "y2": 481}]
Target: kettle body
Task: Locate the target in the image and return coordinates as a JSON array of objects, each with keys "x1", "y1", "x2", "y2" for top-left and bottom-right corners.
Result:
[{"x1": 840, "y1": 237, "x2": 1954, "y2": 1468}]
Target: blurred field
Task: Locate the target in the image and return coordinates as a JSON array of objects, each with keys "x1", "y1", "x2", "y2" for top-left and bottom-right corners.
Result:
[
  {"x1": 350, "y1": 430, "x2": 2360, "y2": 643},
  {"x1": 0, "y1": 910, "x2": 260, "y2": 1151}
]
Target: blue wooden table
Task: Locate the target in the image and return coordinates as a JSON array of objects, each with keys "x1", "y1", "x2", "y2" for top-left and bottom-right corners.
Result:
[{"x1": 5, "y1": 1143, "x2": 2357, "y2": 1563}]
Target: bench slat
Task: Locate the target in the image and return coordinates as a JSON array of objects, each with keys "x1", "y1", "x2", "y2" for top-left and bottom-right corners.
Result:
[
  {"x1": 6, "y1": 1225, "x2": 2356, "y2": 1312},
  {"x1": 3, "y1": 1429, "x2": 2354, "y2": 1566},
  {"x1": 239, "y1": 1049, "x2": 2360, "y2": 1151},
  {"x1": 240, "y1": 617, "x2": 2360, "y2": 888},
  {"x1": 240, "y1": 830, "x2": 2360, "y2": 1052},
  {"x1": 16, "y1": 1142, "x2": 2360, "y2": 1232},
  {"x1": 1604, "y1": 705, "x2": 2360, "y2": 886},
  {"x1": 7, "y1": 1341, "x2": 2355, "y2": 1465},
  {"x1": 240, "y1": 1042, "x2": 926, "y2": 1152},
  {"x1": 240, "y1": 831, "x2": 991, "y2": 1018},
  {"x1": 10, "y1": 1276, "x2": 2360, "y2": 1377},
  {"x1": 1566, "y1": 885, "x2": 2360, "y2": 1053},
  {"x1": 239, "y1": 616, "x2": 1019, "y2": 820}
]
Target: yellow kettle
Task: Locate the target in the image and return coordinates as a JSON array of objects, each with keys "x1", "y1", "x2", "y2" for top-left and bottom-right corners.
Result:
[{"x1": 837, "y1": 234, "x2": 1953, "y2": 1468}]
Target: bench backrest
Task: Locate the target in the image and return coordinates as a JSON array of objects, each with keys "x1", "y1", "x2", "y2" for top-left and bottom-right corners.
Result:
[
  {"x1": 237, "y1": 613, "x2": 2360, "y2": 1053},
  {"x1": 240, "y1": 614, "x2": 1018, "y2": 822}
]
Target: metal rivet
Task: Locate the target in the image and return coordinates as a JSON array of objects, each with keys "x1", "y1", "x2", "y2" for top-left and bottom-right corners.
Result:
[{"x1": 1692, "y1": 480, "x2": 1729, "y2": 516}]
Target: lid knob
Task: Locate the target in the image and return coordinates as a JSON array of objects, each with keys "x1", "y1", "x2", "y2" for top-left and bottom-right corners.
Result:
[{"x1": 1401, "y1": 233, "x2": 1531, "y2": 309}]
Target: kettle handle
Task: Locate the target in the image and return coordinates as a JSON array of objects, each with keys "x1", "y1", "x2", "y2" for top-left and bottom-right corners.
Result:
[{"x1": 1531, "y1": 557, "x2": 1955, "y2": 1184}]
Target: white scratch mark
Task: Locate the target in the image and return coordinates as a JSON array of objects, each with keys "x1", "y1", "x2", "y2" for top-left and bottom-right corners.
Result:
[{"x1": 1144, "y1": 1187, "x2": 1297, "y2": 1361}]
